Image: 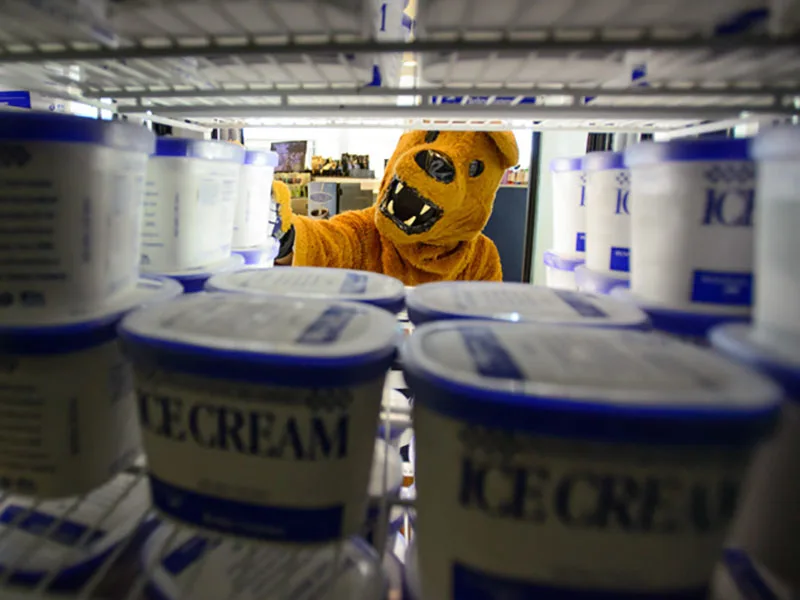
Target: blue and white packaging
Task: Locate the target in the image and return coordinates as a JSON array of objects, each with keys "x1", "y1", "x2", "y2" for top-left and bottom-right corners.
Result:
[
  {"x1": 543, "y1": 249, "x2": 584, "y2": 291},
  {"x1": 405, "y1": 281, "x2": 649, "y2": 329},
  {"x1": 142, "y1": 139, "x2": 245, "y2": 273},
  {"x1": 584, "y1": 151, "x2": 631, "y2": 275},
  {"x1": 0, "y1": 276, "x2": 180, "y2": 498},
  {"x1": 141, "y1": 524, "x2": 386, "y2": 600},
  {"x1": 146, "y1": 254, "x2": 245, "y2": 294},
  {"x1": 613, "y1": 288, "x2": 749, "y2": 346},
  {"x1": 232, "y1": 238, "x2": 280, "y2": 268},
  {"x1": 625, "y1": 138, "x2": 754, "y2": 314},
  {"x1": 119, "y1": 293, "x2": 397, "y2": 543},
  {"x1": 550, "y1": 157, "x2": 586, "y2": 255},
  {"x1": 206, "y1": 266, "x2": 406, "y2": 314},
  {"x1": 574, "y1": 263, "x2": 630, "y2": 295},
  {"x1": 711, "y1": 323, "x2": 800, "y2": 587},
  {"x1": 364, "y1": 439, "x2": 403, "y2": 544},
  {"x1": 711, "y1": 549, "x2": 795, "y2": 600},
  {"x1": 0, "y1": 472, "x2": 150, "y2": 592},
  {"x1": 0, "y1": 111, "x2": 155, "y2": 318},
  {"x1": 402, "y1": 321, "x2": 781, "y2": 599},
  {"x1": 233, "y1": 150, "x2": 278, "y2": 251},
  {"x1": 750, "y1": 127, "x2": 800, "y2": 350}
]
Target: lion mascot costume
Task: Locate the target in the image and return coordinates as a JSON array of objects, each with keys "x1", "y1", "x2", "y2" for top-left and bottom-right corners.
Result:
[{"x1": 270, "y1": 130, "x2": 519, "y2": 285}]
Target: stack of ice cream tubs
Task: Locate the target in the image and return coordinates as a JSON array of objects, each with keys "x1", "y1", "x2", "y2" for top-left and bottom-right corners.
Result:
[
  {"x1": 543, "y1": 157, "x2": 586, "y2": 290},
  {"x1": 0, "y1": 112, "x2": 182, "y2": 591}
]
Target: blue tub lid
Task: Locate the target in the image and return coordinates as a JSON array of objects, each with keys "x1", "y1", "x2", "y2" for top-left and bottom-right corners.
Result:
[
  {"x1": 711, "y1": 323, "x2": 800, "y2": 397},
  {"x1": 625, "y1": 137, "x2": 751, "y2": 167},
  {"x1": 206, "y1": 267, "x2": 406, "y2": 314},
  {"x1": 582, "y1": 151, "x2": 625, "y2": 171},
  {"x1": 612, "y1": 289, "x2": 750, "y2": 337},
  {"x1": 543, "y1": 249, "x2": 584, "y2": 272},
  {"x1": 406, "y1": 282, "x2": 648, "y2": 329},
  {"x1": 142, "y1": 525, "x2": 386, "y2": 600},
  {"x1": 402, "y1": 321, "x2": 781, "y2": 445},
  {"x1": 369, "y1": 439, "x2": 403, "y2": 497},
  {"x1": 244, "y1": 149, "x2": 279, "y2": 167},
  {"x1": 119, "y1": 293, "x2": 398, "y2": 386},
  {"x1": 549, "y1": 156, "x2": 583, "y2": 173},
  {"x1": 0, "y1": 472, "x2": 149, "y2": 588},
  {"x1": 574, "y1": 265, "x2": 630, "y2": 295},
  {"x1": 0, "y1": 111, "x2": 155, "y2": 154},
  {"x1": 0, "y1": 276, "x2": 182, "y2": 355},
  {"x1": 750, "y1": 126, "x2": 800, "y2": 161},
  {"x1": 143, "y1": 254, "x2": 245, "y2": 282},
  {"x1": 153, "y1": 138, "x2": 245, "y2": 162}
]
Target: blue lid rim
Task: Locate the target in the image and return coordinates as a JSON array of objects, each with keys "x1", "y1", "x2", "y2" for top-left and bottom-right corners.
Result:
[
  {"x1": 154, "y1": 138, "x2": 245, "y2": 162},
  {"x1": 625, "y1": 138, "x2": 751, "y2": 167},
  {"x1": 710, "y1": 324, "x2": 800, "y2": 397},
  {"x1": 402, "y1": 356, "x2": 778, "y2": 447},
  {"x1": 543, "y1": 250, "x2": 585, "y2": 272},
  {"x1": 0, "y1": 111, "x2": 155, "y2": 154},
  {"x1": 582, "y1": 151, "x2": 626, "y2": 171},
  {"x1": 549, "y1": 156, "x2": 583, "y2": 172},
  {"x1": 574, "y1": 265, "x2": 630, "y2": 295}
]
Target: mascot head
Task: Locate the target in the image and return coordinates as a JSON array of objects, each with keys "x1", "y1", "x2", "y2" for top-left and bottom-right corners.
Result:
[{"x1": 375, "y1": 130, "x2": 518, "y2": 247}]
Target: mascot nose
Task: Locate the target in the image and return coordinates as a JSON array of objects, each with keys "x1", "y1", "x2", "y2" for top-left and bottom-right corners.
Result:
[{"x1": 414, "y1": 150, "x2": 455, "y2": 184}]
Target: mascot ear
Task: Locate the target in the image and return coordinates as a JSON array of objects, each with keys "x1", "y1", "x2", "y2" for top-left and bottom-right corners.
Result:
[{"x1": 486, "y1": 131, "x2": 520, "y2": 170}]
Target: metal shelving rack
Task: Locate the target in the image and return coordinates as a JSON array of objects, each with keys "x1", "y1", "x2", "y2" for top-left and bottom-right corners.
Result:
[{"x1": 0, "y1": 1, "x2": 798, "y2": 598}]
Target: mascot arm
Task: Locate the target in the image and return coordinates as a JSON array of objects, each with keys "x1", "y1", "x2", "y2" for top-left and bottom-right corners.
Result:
[
  {"x1": 469, "y1": 235, "x2": 504, "y2": 281},
  {"x1": 272, "y1": 180, "x2": 371, "y2": 269}
]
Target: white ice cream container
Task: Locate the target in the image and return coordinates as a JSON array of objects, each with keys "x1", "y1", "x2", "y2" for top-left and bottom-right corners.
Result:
[
  {"x1": 0, "y1": 111, "x2": 155, "y2": 318},
  {"x1": 406, "y1": 281, "x2": 649, "y2": 329},
  {"x1": 543, "y1": 249, "x2": 584, "y2": 291},
  {"x1": 119, "y1": 293, "x2": 397, "y2": 543},
  {"x1": 584, "y1": 151, "x2": 631, "y2": 274},
  {"x1": 550, "y1": 156, "x2": 586, "y2": 255},
  {"x1": 141, "y1": 524, "x2": 387, "y2": 600},
  {"x1": 402, "y1": 321, "x2": 781, "y2": 598},
  {"x1": 710, "y1": 323, "x2": 800, "y2": 588},
  {"x1": 0, "y1": 472, "x2": 150, "y2": 591},
  {"x1": 206, "y1": 266, "x2": 406, "y2": 314},
  {"x1": 233, "y1": 150, "x2": 278, "y2": 250},
  {"x1": 625, "y1": 138, "x2": 754, "y2": 313},
  {"x1": 403, "y1": 537, "x2": 421, "y2": 600},
  {"x1": 574, "y1": 264, "x2": 630, "y2": 295},
  {"x1": 613, "y1": 288, "x2": 749, "y2": 346},
  {"x1": 750, "y1": 127, "x2": 800, "y2": 350},
  {"x1": 141, "y1": 138, "x2": 244, "y2": 273},
  {"x1": 711, "y1": 549, "x2": 794, "y2": 600},
  {"x1": 378, "y1": 388, "x2": 411, "y2": 445},
  {"x1": 0, "y1": 276, "x2": 181, "y2": 498},
  {"x1": 232, "y1": 238, "x2": 280, "y2": 267},
  {"x1": 146, "y1": 254, "x2": 245, "y2": 294},
  {"x1": 364, "y1": 439, "x2": 404, "y2": 544}
]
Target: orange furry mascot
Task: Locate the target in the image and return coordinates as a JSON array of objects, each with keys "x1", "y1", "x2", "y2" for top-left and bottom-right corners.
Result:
[{"x1": 271, "y1": 130, "x2": 519, "y2": 285}]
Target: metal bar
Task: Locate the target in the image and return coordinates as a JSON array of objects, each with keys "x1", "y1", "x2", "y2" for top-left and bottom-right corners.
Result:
[
  {"x1": 1, "y1": 34, "x2": 799, "y2": 63},
  {"x1": 129, "y1": 113, "x2": 214, "y2": 133},
  {"x1": 653, "y1": 115, "x2": 792, "y2": 140},
  {"x1": 119, "y1": 103, "x2": 798, "y2": 120}
]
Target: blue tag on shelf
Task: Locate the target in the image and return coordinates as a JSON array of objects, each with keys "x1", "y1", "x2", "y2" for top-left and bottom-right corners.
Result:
[
  {"x1": 0, "y1": 91, "x2": 31, "y2": 109},
  {"x1": 609, "y1": 247, "x2": 630, "y2": 272},
  {"x1": 576, "y1": 232, "x2": 586, "y2": 253},
  {"x1": 691, "y1": 270, "x2": 752, "y2": 306}
]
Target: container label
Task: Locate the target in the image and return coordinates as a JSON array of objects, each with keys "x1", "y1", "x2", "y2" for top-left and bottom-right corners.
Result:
[
  {"x1": 296, "y1": 305, "x2": 360, "y2": 344},
  {"x1": 459, "y1": 327, "x2": 524, "y2": 380},
  {"x1": 690, "y1": 271, "x2": 752, "y2": 306},
  {"x1": 0, "y1": 505, "x2": 107, "y2": 547},
  {"x1": 609, "y1": 247, "x2": 630, "y2": 272},
  {"x1": 135, "y1": 372, "x2": 381, "y2": 542},
  {"x1": 575, "y1": 232, "x2": 586, "y2": 253},
  {"x1": 553, "y1": 290, "x2": 608, "y2": 318},
  {"x1": 340, "y1": 272, "x2": 369, "y2": 294},
  {"x1": 162, "y1": 536, "x2": 219, "y2": 575}
]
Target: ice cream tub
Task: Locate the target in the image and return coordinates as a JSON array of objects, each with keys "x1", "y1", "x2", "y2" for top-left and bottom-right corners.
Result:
[
  {"x1": 750, "y1": 127, "x2": 800, "y2": 349},
  {"x1": 543, "y1": 249, "x2": 584, "y2": 291},
  {"x1": 402, "y1": 321, "x2": 781, "y2": 599},
  {"x1": 364, "y1": 439, "x2": 403, "y2": 545},
  {"x1": 0, "y1": 276, "x2": 181, "y2": 498},
  {"x1": 233, "y1": 150, "x2": 278, "y2": 250},
  {"x1": 0, "y1": 472, "x2": 150, "y2": 592},
  {"x1": 142, "y1": 524, "x2": 387, "y2": 600},
  {"x1": 0, "y1": 111, "x2": 155, "y2": 318},
  {"x1": 710, "y1": 323, "x2": 800, "y2": 588},
  {"x1": 584, "y1": 151, "x2": 631, "y2": 274},
  {"x1": 711, "y1": 548, "x2": 794, "y2": 600},
  {"x1": 206, "y1": 266, "x2": 406, "y2": 314},
  {"x1": 550, "y1": 156, "x2": 586, "y2": 255},
  {"x1": 625, "y1": 138, "x2": 754, "y2": 313},
  {"x1": 406, "y1": 281, "x2": 649, "y2": 330},
  {"x1": 232, "y1": 238, "x2": 280, "y2": 267},
  {"x1": 146, "y1": 254, "x2": 245, "y2": 294},
  {"x1": 612, "y1": 288, "x2": 750, "y2": 346},
  {"x1": 575, "y1": 264, "x2": 630, "y2": 295},
  {"x1": 142, "y1": 138, "x2": 244, "y2": 273},
  {"x1": 119, "y1": 293, "x2": 398, "y2": 543}
]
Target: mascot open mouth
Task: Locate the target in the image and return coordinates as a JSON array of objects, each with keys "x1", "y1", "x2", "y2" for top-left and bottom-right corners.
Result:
[{"x1": 380, "y1": 177, "x2": 443, "y2": 235}]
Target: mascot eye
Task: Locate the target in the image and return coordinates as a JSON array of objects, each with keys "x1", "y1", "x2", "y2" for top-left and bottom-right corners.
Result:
[
  {"x1": 425, "y1": 131, "x2": 439, "y2": 143},
  {"x1": 469, "y1": 160, "x2": 485, "y2": 177}
]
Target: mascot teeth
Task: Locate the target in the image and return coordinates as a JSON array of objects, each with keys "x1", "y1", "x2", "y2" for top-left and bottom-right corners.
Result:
[
  {"x1": 420, "y1": 204, "x2": 430, "y2": 215},
  {"x1": 404, "y1": 216, "x2": 416, "y2": 226},
  {"x1": 388, "y1": 200, "x2": 395, "y2": 214},
  {"x1": 396, "y1": 181, "x2": 404, "y2": 193},
  {"x1": 380, "y1": 176, "x2": 444, "y2": 235}
]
